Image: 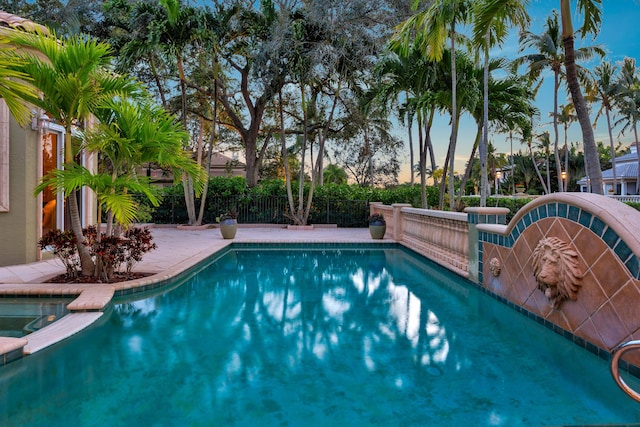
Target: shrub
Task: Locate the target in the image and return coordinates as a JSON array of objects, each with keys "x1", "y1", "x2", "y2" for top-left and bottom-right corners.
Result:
[
  {"x1": 368, "y1": 213, "x2": 386, "y2": 225},
  {"x1": 38, "y1": 229, "x2": 79, "y2": 278},
  {"x1": 38, "y1": 226, "x2": 157, "y2": 282}
]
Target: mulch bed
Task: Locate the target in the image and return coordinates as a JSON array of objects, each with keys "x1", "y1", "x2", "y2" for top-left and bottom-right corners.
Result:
[{"x1": 45, "y1": 272, "x2": 154, "y2": 284}]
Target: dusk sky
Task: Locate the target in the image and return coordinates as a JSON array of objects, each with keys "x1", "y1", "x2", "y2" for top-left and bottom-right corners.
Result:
[{"x1": 395, "y1": 0, "x2": 640, "y2": 183}]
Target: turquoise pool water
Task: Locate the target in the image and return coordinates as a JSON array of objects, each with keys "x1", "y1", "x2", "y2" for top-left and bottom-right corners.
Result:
[{"x1": 1, "y1": 245, "x2": 639, "y2": 426}]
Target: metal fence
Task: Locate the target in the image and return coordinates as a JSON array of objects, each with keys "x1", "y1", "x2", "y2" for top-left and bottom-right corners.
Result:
[{"x1": 149, "y1": 194, "x2": 371, "y2": 227}]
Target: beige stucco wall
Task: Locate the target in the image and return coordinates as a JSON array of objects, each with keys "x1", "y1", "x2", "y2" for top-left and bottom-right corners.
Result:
[{"x1": 0, "y1": 118, "x2": 39, "y2": 266}]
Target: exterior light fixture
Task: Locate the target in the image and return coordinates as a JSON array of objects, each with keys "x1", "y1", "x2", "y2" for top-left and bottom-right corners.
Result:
[{"x1": 30, "y1": 110, "x2": 50, "y2": 133}]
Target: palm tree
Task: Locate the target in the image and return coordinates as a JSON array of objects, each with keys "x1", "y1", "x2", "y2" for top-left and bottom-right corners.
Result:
[
  {"x1": 555, "y1": 103, "x2": 577, "y2": 191},
  {"x1": 0, "y1": 42, "x2": 37, "y2": 126},
  {"x1": 588, "y1": 61, "x2": 620, "y2": 192},
  {"x1": 391, "y1": 0, "x2": 471, "y2": 210},
  {"x1": 472, "y1": 0, "x2": 530, "y2": 205},
  {"x1": 323, "y1": 164, "x2": 348, "y2": 185},
  {"x1": 518, "y1": 10, "x2": 603, "y2": 193},
  {"x1": 8, "y1": 29, "x2": 140, "y2": 276},
  {"x1": 487, "y1": 142, "x2": 508, "y2": 194},
  {"x1": 86, "y1": 98, "x2": 205, "y2": 230},
  {"x1": 485, "y1": 74, "x2": 537, "y2": 195},
  {"x1": 371, "y1": 46, "x2": 440, "y2": 207},
  {"x1": 535, "y1": 131, "x2": 552, "y2": 194},
  {"x1": 560, "y1": 0, "x2": 604, "y2": 194},
  {"x1": 615, "y1": 57, "x2": 640, "y2": 192}
]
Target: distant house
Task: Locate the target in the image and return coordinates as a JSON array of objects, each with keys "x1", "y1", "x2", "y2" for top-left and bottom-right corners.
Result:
[
  {"x1": 578, "y1": 142, "x2": 640, "y2": 195},
  {"x1": 142, "y1": 152, "x2": 246, "y2": 187},
  {"x1": 0, "y1": 12, "x2": 97, "y2": 267},
  {"x1": 209, "y1": 152, "x2": 245, "y2": 178}
]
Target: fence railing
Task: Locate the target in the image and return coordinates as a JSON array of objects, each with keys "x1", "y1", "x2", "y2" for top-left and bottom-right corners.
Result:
[{"x1": 148, "y1": 194, "x2": 371, "y2": 228}]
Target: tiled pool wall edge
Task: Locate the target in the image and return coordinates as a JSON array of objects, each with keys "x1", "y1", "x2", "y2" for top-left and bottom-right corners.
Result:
[
  {"x1": 371, "y1": 196, "x2": 640, "y2": 379},
  {"x1": 473, "y1": 264, "x2": 640, "y2": 379},
  {"x1": 400, "y1": 232, "x2": 640, "y2": 380},
  {"x1": 470, "y1": 196, "x2": 640, "y2": 378},
  {"x1": 113, "y1": 241, "x2": 401, "y2": 300}
]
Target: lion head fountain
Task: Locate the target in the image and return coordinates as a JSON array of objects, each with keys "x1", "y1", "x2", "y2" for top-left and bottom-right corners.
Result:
[{"x1": 532, "y1": 237, "x2": 584, "y2": 309}]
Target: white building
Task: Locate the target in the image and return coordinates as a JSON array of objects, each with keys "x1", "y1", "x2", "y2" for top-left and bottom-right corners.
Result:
[{"x1": 578, "y1": 143, "x2": 640, "y2": 195}]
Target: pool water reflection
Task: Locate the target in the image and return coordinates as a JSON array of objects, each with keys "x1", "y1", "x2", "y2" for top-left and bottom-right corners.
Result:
[{"x1": 1, "y1": 246, "x2": 639, "y2": 426}]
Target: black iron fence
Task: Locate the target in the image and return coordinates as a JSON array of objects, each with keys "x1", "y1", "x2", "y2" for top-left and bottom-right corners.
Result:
[{"x1": 149, "y1": 194, "x2": 371, "y2": 227}]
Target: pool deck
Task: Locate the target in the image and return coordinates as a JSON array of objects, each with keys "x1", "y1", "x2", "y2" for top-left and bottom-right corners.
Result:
[{"x1": 0, "y1": 225, "x2": 388, "y2": 360}]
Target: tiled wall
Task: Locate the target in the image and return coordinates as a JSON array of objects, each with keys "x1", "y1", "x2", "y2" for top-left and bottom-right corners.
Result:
[
  {"x1": 477, "y1": 193, "x2": 640, "y2": 370},
  {"x1": 370, "y1": 195, "x2": 640, "y2": 372}
]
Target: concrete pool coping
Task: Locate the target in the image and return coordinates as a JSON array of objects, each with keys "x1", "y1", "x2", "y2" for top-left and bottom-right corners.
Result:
[{"x1": 0, "y1": 226, "x2": 392, "y2": 362}]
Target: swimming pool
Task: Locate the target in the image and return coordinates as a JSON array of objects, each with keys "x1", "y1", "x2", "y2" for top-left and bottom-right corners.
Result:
[
  {"x1": 0, "y1": 299, "x2": 69, "y2": 337},
  {"x1": 1, "y1": 245, "x2": 639, "y2": 426}
]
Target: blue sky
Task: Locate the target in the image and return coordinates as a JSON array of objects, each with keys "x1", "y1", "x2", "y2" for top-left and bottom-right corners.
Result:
[{"x1": 396, "y1": 0, "x2": 640, "y2": 183}]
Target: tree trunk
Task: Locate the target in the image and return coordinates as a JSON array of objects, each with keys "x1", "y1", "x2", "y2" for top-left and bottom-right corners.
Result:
[
  {"x1": 197, "y1": 89, "x2": 218, "y2": 225},
  {"x1": 279, "y1": 90, "x2": 296, "y2": 218},
  {"x1": 460, "y1": 122, "x2": 482, "y2": 202},
  {"x1": 605, "y1": 107, "x2": 617, "y2": 193},
  {"x1": 418, "y1": 112, "x2": 426, "y2": 207},
  {"x1": 635, "y1": 123, "x2": 640, "y2": 193},
  {"x1": 480, "y1": 29, "x2": 489, "y2": 207},
  {"x1": 553, "y1": 71, "x2": 563, "y2": 191},
  {"x1": 448, "y1": 21, "x2": 458, "y2": 211},
  {"x1": 408, "y1": 102, "x2": 414, "y2": 186},
  {"x1": 561, "y1": 0, "x2": 603, "y2": 194},
  {"x1": 64, "y1": 127, "x2": 94, "y2": 276},
  {"x1": 530, "y1": 142, "x2": 548, "y2": 195}
]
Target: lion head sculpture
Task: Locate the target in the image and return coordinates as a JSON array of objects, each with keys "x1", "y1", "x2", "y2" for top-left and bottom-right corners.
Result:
[
  {"x1": 489, "y1": 257, "x2": 501, "y2": 277},
  {"x1": 532, "y1": 237, "x2": 584, "y2": 309}
]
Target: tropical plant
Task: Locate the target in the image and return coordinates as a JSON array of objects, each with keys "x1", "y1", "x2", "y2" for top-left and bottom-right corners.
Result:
[
  {"x1": 559, "y1": 0, "x2": 604, "y2": 194},
  {"x1": 471, "y1": 0, "x2": 530, "y2": 205},
  {"x1": 517, "y1": 10, "x2": 603, "y2": 193},
  {"x1": 555, "y1": 103, "x2": 577, "y2": 191},
  {"x1": 83, "y1": 97, "x2": 206, "y2": 233},
  {"x1": 0, "y1": 36, "x2": 38, "y2": 126},
  {"x1": 615, "y1": 57, "x2": 640, "y2": 192},
  {"x1": 8, "y1": 29, "x2": 140, "y2": 276},
  {"x1": 368, "y1": 213, "x2": 386, "y2": 225},
  {"x1": 391, "y1": 0, "x2": 471, "y2": 210},
  {"x1": 588, "y1": 62, "x2": 620, "y2": 192},
  {"x1": 323, "y1": 164, "x2": 348, "y2": 185}
]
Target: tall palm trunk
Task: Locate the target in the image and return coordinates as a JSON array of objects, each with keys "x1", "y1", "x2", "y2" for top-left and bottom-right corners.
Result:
[
  {"x1": 605, "y1": 108, "x2": 617, "y2": 193},
  {"x1": 634, "y1": 123, "x2": 640, "y2": 193},
  {"x1": 560, "y1": 0, "x2": 602, "y2": 194},
  {"x1": 418, "y1": 112, "x2": 426, "y2": 207},
  {"x1": 480, "y1": 29, "x2": 489, "y2": 207},
  {"x1": 529, "y1": 141, "x2": 548, "y2": 195},
  {"x1": 447, "y1": 20, "x2": 458, "y2": 211},
  {"x1": 64, "y1": 128, "x2": 94, "y2": 276},
  {"x1": 280, "y1": 89, "x2": 296, "y2": 218},
  {"x1": 553, "y1": 70, "x2": 563, "y2": 191},
  {"x1": 440, "y1": 111, "x2": 461, "y2": 209},
  {"x1": 408, "y1": 110, "x2": 415, "y2": 186},
  {"x1": 460, "y1": 122, "x2": 482, "y2": 201}
]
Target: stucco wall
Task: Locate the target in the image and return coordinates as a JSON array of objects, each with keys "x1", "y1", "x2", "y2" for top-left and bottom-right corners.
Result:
[{"x1": 0, "y1": 118, "x2": 39, "y2": 266}]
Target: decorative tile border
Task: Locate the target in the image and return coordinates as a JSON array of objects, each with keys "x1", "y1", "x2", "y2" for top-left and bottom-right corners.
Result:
[
  {"x1": 478, "y1": 201, "x2": 640, "y2": 280},
  {"x1": 475, "y1": 198, "x2": 640, "y2": 378}
]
